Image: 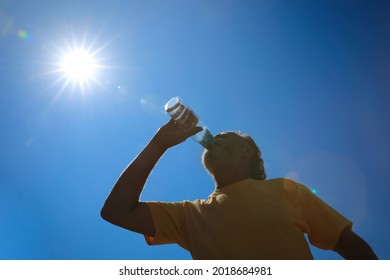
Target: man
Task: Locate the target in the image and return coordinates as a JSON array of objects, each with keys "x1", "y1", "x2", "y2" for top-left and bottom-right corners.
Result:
[{"x1": 101, "y1": 119, "x2": 378, "y2": 260}]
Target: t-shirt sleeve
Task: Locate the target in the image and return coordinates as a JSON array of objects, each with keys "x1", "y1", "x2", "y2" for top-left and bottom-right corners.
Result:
[
  {"x1": 144, "y1": 201, "x2": 188, "y2": 249},
  {"x1": 297, "y1": 184, "x2": 353, "y2": 250}
]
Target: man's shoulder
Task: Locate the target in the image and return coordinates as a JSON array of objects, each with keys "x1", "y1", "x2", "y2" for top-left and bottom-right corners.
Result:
[
  {"x1": 266, "y1": 177, "x2": 300, "y2": 185},
  {"x1": 146, "y1": 199, "x2": 208, "y2": 214},
  {"x1": 265, "y1": 178, "x2": 307, "y2": 192},
  {"x1": 182, "y1": 198, "x2": 209, "y2": 207}
]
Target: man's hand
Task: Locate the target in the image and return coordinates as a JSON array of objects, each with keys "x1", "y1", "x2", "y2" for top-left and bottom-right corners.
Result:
[{"x1": 152, "y1": 118, "x2": 203, "y2": 151}]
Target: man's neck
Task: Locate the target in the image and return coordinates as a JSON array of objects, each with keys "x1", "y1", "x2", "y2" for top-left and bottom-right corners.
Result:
[{"x1": 214, "y1": 168, "x2": 253, "y2": 190}]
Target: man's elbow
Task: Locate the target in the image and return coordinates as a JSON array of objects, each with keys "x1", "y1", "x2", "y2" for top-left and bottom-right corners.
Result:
[
  {"x1": 100, "y1": 206, "x2": 111, "y2": 222},
  {"x1": 100, "y1": 206, "x2": 108, "y2": 219},
  {"x1": 100, "y1": 204, "x2": 119, "y2": 224},
  {"x1": 100, "y1": 203, "x2": 136, "y2": 229}
]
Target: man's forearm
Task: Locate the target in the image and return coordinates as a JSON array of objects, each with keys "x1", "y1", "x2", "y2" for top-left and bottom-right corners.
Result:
[
  {"x1": 101, "y1": 136, "x2": 167, "y2": 217},
  {"x1": 335, "y1": 228, "x2": 378, "y2": 260}
]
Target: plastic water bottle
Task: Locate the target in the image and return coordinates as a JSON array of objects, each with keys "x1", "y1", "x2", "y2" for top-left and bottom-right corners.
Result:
[{"x1": 165, "y1": 97, "x2": 215, "y2": 149}]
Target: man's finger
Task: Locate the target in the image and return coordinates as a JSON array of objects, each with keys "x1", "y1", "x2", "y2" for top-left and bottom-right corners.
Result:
[{"x1": 188, "y1": 126, "x2": 203, "y2": 137}]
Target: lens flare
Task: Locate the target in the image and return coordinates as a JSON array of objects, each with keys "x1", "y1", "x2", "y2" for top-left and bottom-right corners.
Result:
[{"x1": 17, "y1": 30, "x2": 32, "y2": 41}]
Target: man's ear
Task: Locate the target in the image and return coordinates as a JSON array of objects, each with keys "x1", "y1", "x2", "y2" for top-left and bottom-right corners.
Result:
[{"x1": 242, "y1": 146, "x2": 255, "y2": 158}]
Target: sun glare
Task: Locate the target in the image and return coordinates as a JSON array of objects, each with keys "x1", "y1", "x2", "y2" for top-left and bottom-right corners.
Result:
[
  {"x1": 61, "y1": 49, "x2": 97, "y2": 82},
  {"x1": 43, "y1": 34, "x2": 115, "y2": 97}
]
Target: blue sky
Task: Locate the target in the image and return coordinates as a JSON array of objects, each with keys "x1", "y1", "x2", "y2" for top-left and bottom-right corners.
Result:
[{"x1": 0, "y1": 0, "x2": 389, "y2": 260}]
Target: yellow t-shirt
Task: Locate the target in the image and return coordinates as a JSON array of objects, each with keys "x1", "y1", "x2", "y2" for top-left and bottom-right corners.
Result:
[{"x1": 145, "y1": 178, "x2": 352, "y2": 259}]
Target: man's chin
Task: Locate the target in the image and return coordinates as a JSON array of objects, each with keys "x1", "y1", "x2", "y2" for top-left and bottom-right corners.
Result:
[{"x1": 202, "y1": 158, "x2": 217, "y2": 175}]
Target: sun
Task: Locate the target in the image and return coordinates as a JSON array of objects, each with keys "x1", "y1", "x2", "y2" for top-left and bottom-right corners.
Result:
[
  {"x1": 60, "y1": 48, "x2": 97, "y2": 82},
  {"x1": 42, "y1": 34, "x2": 115, "y2": 97},
  {"x1": 54, "y1": 45, "x2": 103, "y2": 94}
]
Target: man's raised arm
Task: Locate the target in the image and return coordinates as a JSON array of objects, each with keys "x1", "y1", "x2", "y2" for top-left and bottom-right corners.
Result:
[{"x1": 100, "y1": 119, "x2": 201, "y2": 236}]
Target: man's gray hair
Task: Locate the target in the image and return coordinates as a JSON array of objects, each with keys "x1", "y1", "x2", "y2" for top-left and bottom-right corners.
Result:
[{"x1": 237, "y1": 132, "x2": 266, "y2": 181}]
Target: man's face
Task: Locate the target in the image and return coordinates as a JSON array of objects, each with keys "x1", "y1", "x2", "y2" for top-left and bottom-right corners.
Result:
[{"x1": 202, "y1": 132, "x2": 247, "y2": 175}]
